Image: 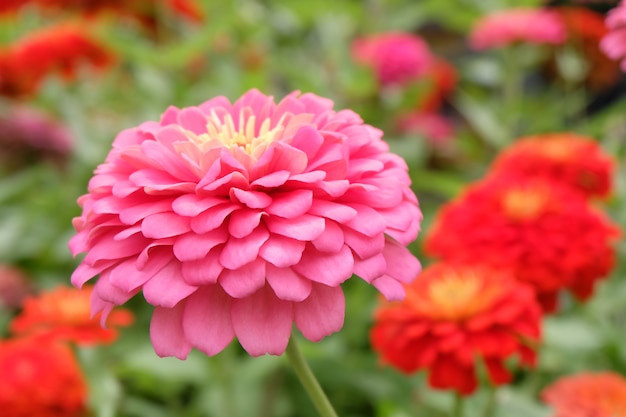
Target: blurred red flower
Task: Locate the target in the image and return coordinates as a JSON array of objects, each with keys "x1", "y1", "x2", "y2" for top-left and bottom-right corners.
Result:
[
  {"x1": 0, "y1": 24, "x2": 115, "y2": 98},
  {"x1": 542, "y1": 372, "x2": 626, "y2": 417},
  {"x1": 0, "y1": 338, "x2": 87, "y2": 417},
  {"x1": 371, "y1": 262, "x2": 541, "y2": 395},
  {"x1": 351, "y1": 32, "x2": 434, "y2": 86},
  {"x1": 424, "y1": 178, "x2": 620, "y2": 311},
  {"x1": 417, "y1": 57, "x2": 458, "y2": 113},
  {"x1": 10, "y1": 285, "x2": 133, "y2": 346},
  {"x1": 553, "y1": 6, "x2": 621, "y2": 90},
  {"x1": 601, "y1": 0, "x2": 626, "y2": 71},
  {"x1": 488, "y1": 133, "x2": 614, "y2": 199},
  {"x1": 469, "y1": 8, "x2": 567, "y2": 50}
]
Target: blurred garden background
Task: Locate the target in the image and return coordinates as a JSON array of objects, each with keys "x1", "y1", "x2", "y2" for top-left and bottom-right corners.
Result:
[{"x1": 1, "y1": 0, "x2": 626, "y2": 416}]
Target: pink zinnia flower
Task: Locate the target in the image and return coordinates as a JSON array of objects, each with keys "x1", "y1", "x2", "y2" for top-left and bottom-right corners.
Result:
[
  {"x1": 469, "y1": 8, "x2": 567, "y2": 50},
  {"x1": 69, "y1": 89, "x2": 422, "y2": 358},
  {"x1": 601, "y1": 1, "x2": 626, "y2": 71},
  {"x1": 351, "y1": 32, "x2": 433, "y2": 86}
]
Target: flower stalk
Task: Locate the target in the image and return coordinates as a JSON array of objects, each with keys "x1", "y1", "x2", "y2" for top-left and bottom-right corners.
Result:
[{"x1": 285, "y1": 338, "x2": 338, "y2": 417}]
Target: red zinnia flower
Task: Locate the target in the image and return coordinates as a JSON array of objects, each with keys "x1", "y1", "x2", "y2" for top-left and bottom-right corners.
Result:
[
  {"x1": 424, "y1": 177, "x2": 620, "y2": 311},
  {"x1": 10, "y1": 285, "x2": 133, "y2": 346},
  {"x1": 0, "y1": 338, "x2": 88, "y2": 417},
  {"x1": 469, "y1": 8, "x2": 567, "y2": 50},
  {"x1": 488, "y1": 133, "x2": 615, "y2": 200},
  {"x1": 0, "y1": 24, "x2": 114, "y2": 98},
  {"x1": 542, "y1": 372, "x2": 626, "y2": 417},
  {"x1": 69, "y1": 89, "x2": 422, "y2": 358},
  {"x1": 371, "y1": 262, "x2": 541, "y2": 395},
  {"x1": 351, "y1": 32, "x2": 434, "y2": 86}
]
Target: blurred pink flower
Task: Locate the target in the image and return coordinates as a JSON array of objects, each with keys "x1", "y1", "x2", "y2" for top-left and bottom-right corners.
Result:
[
  {"x1": 600, "y1": 1, "x2": 626, "y2": 71},
  {"x1": 70, "y1": 89, "x2": 422, "y2": 358},
  {"x1": 0, "y1": 265, "x2": 33, "y2": 309},
  {"x1": 469, "y1": 8, "x2": 567, "y2": 50},
  {"x1": 396, "y1": 111, "x2": 455, "y2": 146},
  {"x1": 351, "y1": 32, "x2": 433, "y2": 86},
  {"x1": 0, "y1": 106, "x2": 73, "y2": 169}
]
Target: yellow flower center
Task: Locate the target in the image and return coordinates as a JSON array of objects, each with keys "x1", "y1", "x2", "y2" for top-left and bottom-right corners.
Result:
[
  {"x1": 411, "y1": 268, "x2": 503, "y2": 321},
  {"x1": 501, "y1": 187, "x2": 550, "y2": 220},
  {"x1": 185, "y1": 108, "x2": 314, "y2": 159}
]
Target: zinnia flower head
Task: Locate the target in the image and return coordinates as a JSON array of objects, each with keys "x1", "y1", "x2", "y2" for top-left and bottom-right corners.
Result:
[
  {"x1": 371, "y1": 262, "x2": 541, "y2": 395},
  {"x1": 69, "y1": 89, "x2": 422, "y2": 358},
  {"x1": 0, "y1": 338, "x2": 88, "y2": 417},
  {"x1": 469, "y1": 8, "x2": 567, "y2": 50},
  {"x1": 351, "y1": 32, "x2": 434, "y2": 86},
  {"x1": 0, "y1": 24, "x2": 114, "y2": 98},
  {"x1": 600, "y1": 0, "x2": 626, "y2": 71},
  {"x1": 488, "y1": 133, "x2": 615, "y2": 199},
  {"x1": 424, "y1": 177, "x2": 620, "y2": 312},
  {"x1": 542, "y1": 372, "x2": 626, "y2": 417},
  {"x1": 10, "y1": 285, "x2": 133, "y2": 346}
]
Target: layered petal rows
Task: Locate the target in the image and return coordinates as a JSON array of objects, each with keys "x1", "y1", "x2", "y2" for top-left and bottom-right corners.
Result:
[{"x1": 69, "y1": 89, "x2": 422, "y2": 358}]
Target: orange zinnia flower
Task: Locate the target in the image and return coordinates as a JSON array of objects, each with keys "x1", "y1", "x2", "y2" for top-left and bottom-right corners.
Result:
[
  {"x1": 0, "y1": 338, "x2": 88, "y2": 417},
  {"x1": 542, "y1": 372, "x2": 626, "y2": 417},
  {"x1": 10, "y1": 285, "x2": 133, "y2": 346},
  {"x1": 0, "y1": 24, "x2": 114, "y2": 98},
  {"x1": 424, "y1": 177, "x2": 620, "y2": 311},
  {"x1": 488, "y1": 134, "x2": 614, "y2": 200},
  {"x1": 371, "y1": 262, "x2": 541, "y2": 395}
]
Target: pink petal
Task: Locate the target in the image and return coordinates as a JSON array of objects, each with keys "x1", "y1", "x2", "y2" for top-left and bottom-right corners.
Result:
[
  {"x1": 181, "y1": 252, "x2": 223, "y2": 285},
  {"x1": 219, "y1": 259, "x2": 266, "y2": 298},
  {"x1": 143, "y1": 261, "x2": 197, "y2": 308},
  {"x1": 250, "y1": 170, "x2": 290, "y2": 188},
  {"x1": 251, "y1": 141, "x2": 308, "y2": 179},
  {"x1": 177, "y1": 106, "x2": 209, "y2": 134},
  {"x1": 119, "y1": 198, "x2": 176, "y2": 225},
  {"x1": 108, "y1": 258, "x2": 153, "y2": 293},
  {"x1": 94, "y1": 271, "x2": 137, "y2": 304},
  {"x1": 172, "y1": 194, "x2": 226, "y2": 217},
  {"x1": 84, "y1": 232, "x2": 149, "y2": 264},
  {"x1": 71, "y1": 260, "x2": 117, "y2": 287},
  {"x1": 228, "y1": 209, "x2": 264, "y2": 238},
  {"x1": 190, "y1": 203, "x2": 238, "y2": 234},
  {"x1": 230, "y1": 188, "x2": 272, "y2": 209},
  {"x1": 129, "y1": 169, "x2": 195, "y2": 193},
  {"x1": 353, "y1": 253, "x2": 386, "y2": 283},
  {"x1": 266, "y1": 264, "x2": 312, "y2": 301},
  {"x1": 141, "y1": 212, "x2": 190, "y2": 239},
  {"x1": 265, "y1": 214, "x2": 325, "y2": 241},
  {"x1": 182, "y1": 286, "x2": 235, "y2": 356},
  {"x1": 290, "y1": 125, "x2": 323, "y2": 160},
  {"x1": 342, "y1": 228, "x2": 384, "y2": 259},
  {"x1": 311, "y1": 220, "x2": 344, "y2": 253},
  {"x1": 344, "y1": 204, "x2": 387, "y2": 237},
  {"x1": 266, "y1": 189, "x2": 313, "y2": 218},
  {"x1": 231, "y1": 285, "x2": 293, "y2": 356},
  {"x1": 173, "y1": 228, "x2": 229, "y2": 262},
  {"x1": 308, "y1": 200, "x2": 357, "y2": 223},
  {"x1": 259, "y1": 234, "x2": 306, "y2": 267},
  {"x1": 150, "y1": 303, "x2": 192, "y2": 359},
  {"x1": 372, "y1": 275, "x2": 406, "y2": 301},
  {"x1": 219, "y1": 226, "x2": 270, "y2": 269},
  {"x1": 292, "y1": 245, "x2": 354, "y2": 287},
  {"x1": 294, "y1": 283, "x2": 345, "y2": 341},
  {"x1": 383, "y1": 240, "x2": 421, "y2": 283}
]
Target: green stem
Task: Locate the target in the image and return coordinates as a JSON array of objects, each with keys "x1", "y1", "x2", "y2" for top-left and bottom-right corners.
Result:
[
  {"x1": 453, "y1": 392, "x2": 464, "y2": 417},
  {"x1": 483, "y1": 387, "x2": 497, "y2": 417},
  {"x1": 285, "y1": 338, "x2": 338, "y2": 417}
]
